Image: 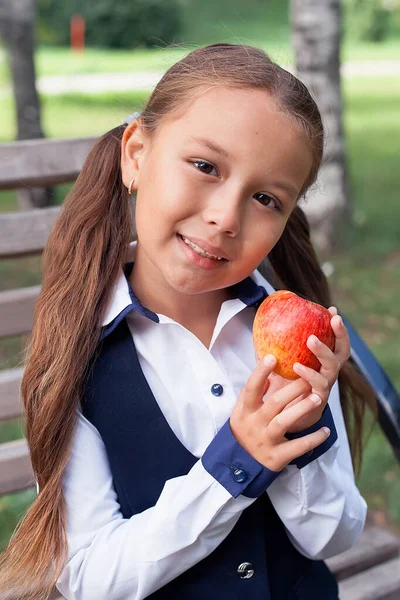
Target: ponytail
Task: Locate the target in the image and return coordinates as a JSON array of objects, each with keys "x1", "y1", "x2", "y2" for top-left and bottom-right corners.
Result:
[
  {"x1": 0, "y1": 124, "x2": 134, "y2": 599},
  {"x1": 265, "y1": 205, "x2": 378, "y2": 476}
]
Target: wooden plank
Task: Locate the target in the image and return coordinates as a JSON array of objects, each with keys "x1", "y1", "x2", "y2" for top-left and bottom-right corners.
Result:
[
  {"x1": 0, "y1": 286, "x2": 40, "y2": 337},
  {"x1": 0, "y1": 438, "x2": 34, "y2": 495},
  {"x1": 0, "y1": 367, "x2": 24, "y2": 420},
  {"x1": 338, "y1": 556, "x2": 400, "y2": 600},
  {"x1": 327, "y1": 524, "x2": 400, "y2": 580},
  {"x1": 0, "y1": 207, "x2": 60, "y2": 258},
  {"x1": 0, "y1": 137, "x2": 96, "y2": 190}
]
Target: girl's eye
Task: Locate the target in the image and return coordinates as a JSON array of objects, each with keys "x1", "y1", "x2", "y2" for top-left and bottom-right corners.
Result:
[
  {"x1": 192, "y1": 160, "x2": 218, "y2": 176},
  {"x1": 254, "y1": 192, "x2": 282, "y2": 212},
  {"x1": 191, "y1": 161, "x2": 282, "y2": 212}
]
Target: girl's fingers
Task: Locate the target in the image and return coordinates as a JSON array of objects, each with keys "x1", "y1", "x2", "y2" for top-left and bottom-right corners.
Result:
[
  {"x1": 267, "y1": 395, "x2": 323, "y2": 442},
  {"x1": 275, "y1": 427, "x2": 331, "y2": 467},
  {"x1": 330, "y1": 314, "x2": 351, "y2": 365},
  {"x1": 242, "y1": 354, "x2": 277, "y2": 411},
  {"x1": 260, "y1": 377, "x2": 311, "y2": 422},
  {"x1": 304, "y1": 315, "x2": 350, "y2": 381},
  {"x1": 292, "y1": 361, "x2": 330, "y2": 401}
]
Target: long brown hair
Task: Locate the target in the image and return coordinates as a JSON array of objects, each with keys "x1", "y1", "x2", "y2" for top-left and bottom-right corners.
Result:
[{"x1": 0, "y1": 43, "x2": 377, "y2": 599}]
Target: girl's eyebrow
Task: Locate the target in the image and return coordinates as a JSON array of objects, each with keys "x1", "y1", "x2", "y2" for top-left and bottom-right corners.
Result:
[{"x1": 186, "y1": 136, "x2": 231, "y2": 159}]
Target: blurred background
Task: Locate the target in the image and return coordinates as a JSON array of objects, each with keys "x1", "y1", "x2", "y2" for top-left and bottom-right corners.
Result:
[{"x1": 0, "y1": 0, "x2": 399, "y2": 551}]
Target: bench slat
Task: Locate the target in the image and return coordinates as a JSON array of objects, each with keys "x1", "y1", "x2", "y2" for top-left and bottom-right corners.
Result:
[
  {"x1": 0, "y1": 137, "x2": 96, "y2": 190},
  {"x1": 0, "y1": 438, "x2": 34, "y2": 495},
  {"x1": 0, "y1": 367, "x2": 24, "y2": 420},
  {"x1": 0, "y1": 286, "x2": 40, "y2": 338},
  {"x1": 0, "y1": 208, "x2": 60, "y2": 258},
  {"x1": 327, "y1": 524, "x2": 400, "y2": 580},
  {"x1": 338, "y1": 556, "x2": 400, "y2": 600}
]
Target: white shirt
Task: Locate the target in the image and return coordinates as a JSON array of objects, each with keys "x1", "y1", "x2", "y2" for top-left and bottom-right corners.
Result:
[{"x1": 51, "y1": 241, "x2": 367, "y2": 600}]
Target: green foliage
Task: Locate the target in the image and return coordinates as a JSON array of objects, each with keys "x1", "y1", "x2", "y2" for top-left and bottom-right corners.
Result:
[
  {"x1": 344, "y1": 0, "x2": 400, "y2": 42},
  {"x1": 38, "y1": 0, "x2": 182, "y2": 49}
]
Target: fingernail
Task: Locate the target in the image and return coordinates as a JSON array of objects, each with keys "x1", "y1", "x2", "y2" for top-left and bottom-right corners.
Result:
[
  {"x1": 338, "y1": 316, "x2": 343, "y2": 327},
  {"x1": 311, "y1": 335, "x2": 320, "y2": 345},
  {"x1": 322, "y1": 427, "x2": 330, "y2": 435},
  {"x1": 311, "y1": 394, "x2": 322, "y2": 405},
  {"x1": 263, "y1": 354, "x2": 275, "y2": 365},
  {"x1": 293, "y1": 362, "x2": 304, "y2": 371}
]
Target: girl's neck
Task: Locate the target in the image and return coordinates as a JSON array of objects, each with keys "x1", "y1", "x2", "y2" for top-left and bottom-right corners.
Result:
[{"x1": 127, "y1": 260, "x2": 233, "y2": 342}]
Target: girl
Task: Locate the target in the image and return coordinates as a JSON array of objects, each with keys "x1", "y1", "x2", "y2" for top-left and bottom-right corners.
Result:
[{"x1": 0, "y1": 43, "x2": 377, "y2": 600}]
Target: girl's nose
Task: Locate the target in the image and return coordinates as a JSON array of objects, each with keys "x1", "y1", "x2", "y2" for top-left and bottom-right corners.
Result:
[{"x1": 202, "y1": 191, "x2": 242, "y2": 237}]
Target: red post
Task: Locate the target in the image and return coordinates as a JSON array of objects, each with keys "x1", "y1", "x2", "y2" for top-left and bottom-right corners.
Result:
[{"x1": 70, "y1": 14, "x2": 85, "y2": 52}]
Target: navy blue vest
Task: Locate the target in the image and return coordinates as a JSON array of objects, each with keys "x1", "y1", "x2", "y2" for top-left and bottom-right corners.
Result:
[{"x1": 82, "y1": 319, "x2": 339, "y2": 600}]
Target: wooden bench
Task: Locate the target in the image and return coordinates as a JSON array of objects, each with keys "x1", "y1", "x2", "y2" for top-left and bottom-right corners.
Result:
[{"x1": 0, "y1": 137, "x2": 399, "y2": 599}]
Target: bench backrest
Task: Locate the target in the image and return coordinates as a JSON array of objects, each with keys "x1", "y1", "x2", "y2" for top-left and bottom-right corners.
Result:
[{"x1": 0, "y1": 136, "x2": 96, "y2": 496}]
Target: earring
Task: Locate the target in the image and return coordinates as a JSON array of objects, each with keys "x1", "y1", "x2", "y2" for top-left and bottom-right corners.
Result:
[{"x1": 128, "y1": 178, "x2": 135, "y2": 195}]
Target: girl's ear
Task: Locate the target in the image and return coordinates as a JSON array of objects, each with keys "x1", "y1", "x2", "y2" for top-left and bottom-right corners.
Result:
[{"x1": 120, "y1": 119, "x2": 147, "y2": 192}]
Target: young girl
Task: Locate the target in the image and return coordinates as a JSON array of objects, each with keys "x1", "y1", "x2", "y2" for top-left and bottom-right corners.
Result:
[{"x1": 0, "y1": 43, "x2": 376, "y2": 600}]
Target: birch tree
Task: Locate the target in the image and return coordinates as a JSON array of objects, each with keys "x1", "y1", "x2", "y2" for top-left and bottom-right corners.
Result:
[{"x1": 290, "y1": 0, "x2": 349, "y2": 258}]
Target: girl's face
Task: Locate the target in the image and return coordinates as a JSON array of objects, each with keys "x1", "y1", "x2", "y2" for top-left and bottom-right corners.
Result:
[{"x1": 122, "y1": 86, "x2": 314, "y2": 300}]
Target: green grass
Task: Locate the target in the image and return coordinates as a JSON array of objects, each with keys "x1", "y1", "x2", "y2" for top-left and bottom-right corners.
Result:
[
  {"x1": 0, "y1": 74, "x2": 400, "y2": 545},
  {"x1": 0, "y1": 90, "x2": 149, "y2": 142},
  {"x1": 342, "y1": 37, "x2": 400, "y2": 61}
]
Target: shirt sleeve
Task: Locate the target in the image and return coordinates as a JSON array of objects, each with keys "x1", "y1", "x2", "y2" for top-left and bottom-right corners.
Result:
[
  {"x1": 266, "y1": 379, "x2": 367, "y2": 560},
  {"x1": 55, "y1": 409, "x2": 279, "y2": 600}
]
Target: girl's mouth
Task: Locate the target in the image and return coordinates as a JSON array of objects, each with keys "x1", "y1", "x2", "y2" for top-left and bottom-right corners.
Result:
[
  {"x1": 178, "y1": 234, "x2": 226, "y2": 261},
  {"x1": 177, "y1": 234, "x2": 228, "y2": 270}
]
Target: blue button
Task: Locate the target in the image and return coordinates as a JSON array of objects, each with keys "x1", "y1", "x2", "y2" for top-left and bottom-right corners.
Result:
[
  {"x1": 230, "y1": 465, "x2": 247, "y2": 483},
  {"x1": 211, "y1": 383, "x2": 224, "y2": 396}
]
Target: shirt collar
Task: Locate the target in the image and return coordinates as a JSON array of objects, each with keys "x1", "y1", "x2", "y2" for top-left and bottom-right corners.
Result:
[{"x1": 100, "y1": 241, "x2": 275, "y2": 340}]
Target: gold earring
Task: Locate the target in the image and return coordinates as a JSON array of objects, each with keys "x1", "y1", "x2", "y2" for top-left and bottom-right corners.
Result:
[{"x1": 128, "y1": 178, "x2": 135, "y2": 195}]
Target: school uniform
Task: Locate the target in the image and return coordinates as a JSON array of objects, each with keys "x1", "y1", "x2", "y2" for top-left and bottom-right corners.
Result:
[{"x1": 53, "y1": 240, "x2": 367, "y2": 600}]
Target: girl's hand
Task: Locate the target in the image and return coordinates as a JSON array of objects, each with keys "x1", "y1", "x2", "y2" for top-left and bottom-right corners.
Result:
[
  {"x1": 230, "y1": 355, "x2": 331, "y2": 472},
  {"x1": 257, "y1": 306, "x2": 351, "y2": 433}
]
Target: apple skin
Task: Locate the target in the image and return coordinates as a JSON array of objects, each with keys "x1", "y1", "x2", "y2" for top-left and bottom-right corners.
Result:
[{"x1": 253, "y1": 290, "x2": 335, "y2": 379}]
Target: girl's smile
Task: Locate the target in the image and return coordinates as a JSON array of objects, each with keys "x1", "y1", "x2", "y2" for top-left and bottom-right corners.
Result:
[{"x1": 177, "y1": 233, "x2": 229, "y2": 270}]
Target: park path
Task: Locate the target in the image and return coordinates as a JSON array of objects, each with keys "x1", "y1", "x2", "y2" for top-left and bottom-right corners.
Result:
[
  {"x1": 30, "y1": 59, "x2": 400, "y2": 95},
  {"x1": 0, "y1": 60, "x2": 398, "y2": 98}
]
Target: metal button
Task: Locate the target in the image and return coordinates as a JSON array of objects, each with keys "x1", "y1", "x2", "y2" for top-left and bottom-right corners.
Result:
[
  {"x1": 211, "y1": 383, "x2": 223, "y2": 396},
  {"x1": 230, "y1": 465, "x2": 247, "y2": 483},
  {"x1": 237, "y1": 562, "x2": 255, "y2": 579}
]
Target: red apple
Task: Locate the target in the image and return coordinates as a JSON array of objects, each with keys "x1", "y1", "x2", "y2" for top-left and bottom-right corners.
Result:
[{"x1": 253, "y1": 290, "x2": 335, "y2": 379}]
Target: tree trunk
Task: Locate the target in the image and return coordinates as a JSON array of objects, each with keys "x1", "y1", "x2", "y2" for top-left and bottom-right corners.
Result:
[
  {"x1": 0, "y1": 0, "x2": 53, "y2": 208},
  {"x1": 290, "y1": 0, "x2": 350, "y2": 259}
]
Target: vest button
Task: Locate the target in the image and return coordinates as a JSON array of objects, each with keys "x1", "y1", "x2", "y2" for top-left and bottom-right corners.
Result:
[
  {"x1": 237, "y1": 562, "x2": 255, "y2": 579},
  {"x1": 211, "y1": 383, "x2": 223, "y2": 396},
  {"x1": 230, "y1": 466, "x2": 247, "y2": 483}
]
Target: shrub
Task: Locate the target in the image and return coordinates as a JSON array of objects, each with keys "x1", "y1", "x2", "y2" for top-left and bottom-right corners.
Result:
[{"x1": 38, "y1": 0, "x2": 182, "y2": 49}]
